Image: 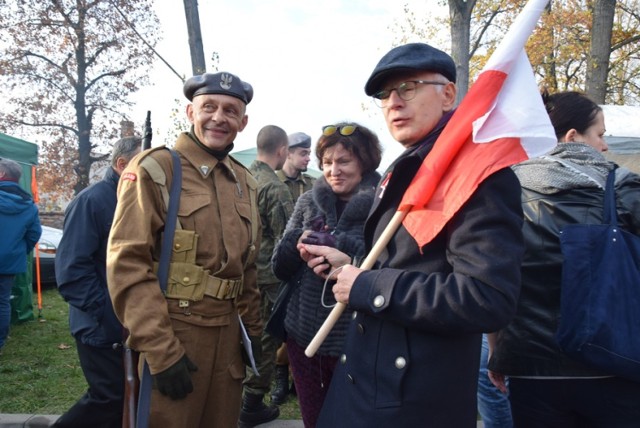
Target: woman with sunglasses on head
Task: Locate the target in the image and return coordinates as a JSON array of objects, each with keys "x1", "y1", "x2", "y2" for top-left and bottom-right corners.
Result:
[{"x1": 272, "y1": 122, "x2": 382, "y2": 427}]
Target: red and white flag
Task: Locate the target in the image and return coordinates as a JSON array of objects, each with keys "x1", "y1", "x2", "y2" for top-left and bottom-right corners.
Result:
[{"x1": 399, "y1": 0, "x2": 556, "y2": 249}]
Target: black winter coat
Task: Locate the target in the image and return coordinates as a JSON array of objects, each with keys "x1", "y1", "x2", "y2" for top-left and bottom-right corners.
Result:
[
  {"x1": 55, "y1": 168, "x2": 123, "y2": 347},
  {"x1": 272, "y1": 172, "x2": 379, "y2": 356},
  {"x1": 318, "y1": 127, "x2": 525, "y2": 428},
  {"x1": 490, "y1": 150, "x2": 640, "y2": 378}
]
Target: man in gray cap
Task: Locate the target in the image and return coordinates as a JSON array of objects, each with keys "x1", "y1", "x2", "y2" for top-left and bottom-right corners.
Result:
[
  {"x1": 276, "y1": 132, "x2": 316, "y2": 201},
  {"x1": 301, "y1": 43, "x2": 525, "y2": 427},
  {"x1": 107, "y1": 71, "x2": 263, "y2": 427}
]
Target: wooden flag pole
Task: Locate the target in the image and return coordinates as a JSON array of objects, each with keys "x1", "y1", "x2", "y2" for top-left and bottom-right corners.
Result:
[{"x1": 305, "y1": 207, "x2": 410, "y2": 357}]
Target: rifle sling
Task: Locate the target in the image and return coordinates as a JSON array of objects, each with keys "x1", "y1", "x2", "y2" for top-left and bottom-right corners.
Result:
[{"x1": 137, "y1": 149, "x2": 182, "y2": 428}]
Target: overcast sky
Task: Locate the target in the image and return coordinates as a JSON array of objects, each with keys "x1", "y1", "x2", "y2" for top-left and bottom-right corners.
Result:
[{"x1": 129, "y1": 0, "x2": 448, "y2": 171}]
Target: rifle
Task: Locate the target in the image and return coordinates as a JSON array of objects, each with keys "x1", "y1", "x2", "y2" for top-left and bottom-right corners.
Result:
[
  {"x1": 142, "y1": 111, "x2": 152, "y2": 150},
  {"x1": 122, "y1": 110, "x2": 152, "y2": 428},
  {"x1": 122, "y1": 331, "x2": 140, "y2": 428}
]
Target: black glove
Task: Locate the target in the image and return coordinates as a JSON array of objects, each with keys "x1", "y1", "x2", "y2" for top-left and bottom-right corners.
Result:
[
  {"x1": 153, "y1": 354, "x2": 198, "y2": 400},
  {"x1": 242, "y1": 335, "x2": 263, "y2": 367},
  {"x1": 302, "y1": 230, "x2": 337, "y2": 248}
]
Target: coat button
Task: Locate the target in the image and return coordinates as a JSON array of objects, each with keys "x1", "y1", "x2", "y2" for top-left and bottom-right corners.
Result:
[
  {"x1": 340, "y1": 354, "x2": 347, "y2": 364},
  {"x1": 395, "y1": 356, "x2": 407, "y2": 369},
  {"x1": 175, "y1": 243, "x2": 181, "y2": 250},
  {"x1": 183, "y1": 277, "x2": 190, "y2": 283},
  {"x1": 347, "y1": 374, "x2": 355, "y2": 384},
  {"x1": 373, "y1": 295, "x2": 385, "y2": 307},
  {"x1": 357, "y1": 323, "x2": 365, "y2": 334},
  {"x1": 351, "y1": 311, "x2": 358, "y2": 319}
]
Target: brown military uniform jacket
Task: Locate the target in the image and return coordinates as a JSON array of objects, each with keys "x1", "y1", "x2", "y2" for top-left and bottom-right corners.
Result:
[
  {"x1": 276, "y1": 169, "x2": 316, "y2": 201},
  {"x1": 107, "y1": 133, "x2": 262, "y2": 374}
]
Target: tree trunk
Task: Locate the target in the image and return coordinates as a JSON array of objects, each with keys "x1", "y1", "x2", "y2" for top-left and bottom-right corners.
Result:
[
  {"x1": 449, "y1": 0, "x2": 476, "y2": 104},
  {"x1": 183, "y1": 0, "x2": 206, "y2": 75},
  {"x1": 586, "y1": 0, "x2": 616, "y2": 103}
]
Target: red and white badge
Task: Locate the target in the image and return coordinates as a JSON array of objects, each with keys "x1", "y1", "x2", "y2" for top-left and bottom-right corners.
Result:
[{"x1": 122, "y1": 172, "x2": 137, "y2": 182}]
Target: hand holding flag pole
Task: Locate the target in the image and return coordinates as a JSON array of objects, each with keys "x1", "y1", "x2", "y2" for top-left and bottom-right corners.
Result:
[{"x1": 305, "y1": 0, "x2": 555, "y2": 358}]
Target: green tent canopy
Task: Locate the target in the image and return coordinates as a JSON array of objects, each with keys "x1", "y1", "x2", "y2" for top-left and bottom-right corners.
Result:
[{"x1": 0, "y1": 132, "x2": 39, "y2": 323}]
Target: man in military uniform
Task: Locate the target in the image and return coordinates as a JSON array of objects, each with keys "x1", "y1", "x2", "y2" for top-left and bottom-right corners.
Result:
[
  {"x1": 271, "y1": 131, "x2": 317, "y2": 405},
  {"x1": 240, "y1": 125, "x2": 294, "y2": 427},
  {"x1": 276, "y1": 132, "x2": 316, "y2": 200},
  {"x1": 107, "y1": 71, "x2": 262, "y2": 428}
]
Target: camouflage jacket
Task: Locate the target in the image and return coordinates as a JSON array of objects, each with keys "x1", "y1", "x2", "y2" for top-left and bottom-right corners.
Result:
[
  {"x1": 250, "y1": 160, "x2": 294, "y2": 285},
  {"x1": 276, "y1": 169, "x2": 316, "y2": 201}
]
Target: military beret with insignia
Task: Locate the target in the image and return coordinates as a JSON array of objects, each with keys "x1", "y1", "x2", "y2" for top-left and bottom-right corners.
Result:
[
  {"x1": 364, "y1": 43, "x2": 456, "y2": 96},
  {"x1": 183, "y1": 71, "x2": 254, "y2": 104},
  {"x1": 288, "y1": 132, "x2": 312, "y2": 149}
]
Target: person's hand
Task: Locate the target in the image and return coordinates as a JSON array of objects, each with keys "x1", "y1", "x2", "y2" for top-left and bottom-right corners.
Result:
[
  {"x1": 153, "y1": 354, "x2": 198, "y2": 400},
  {"x1": 297, "y1": 243, "x2": 351, "y2": 279},
  {"x1": 332, "y1": 264, "x2": 362, "y2": 304},
  {"x1": 488, "y1": 370, "x2": 508, "y2": 394}
]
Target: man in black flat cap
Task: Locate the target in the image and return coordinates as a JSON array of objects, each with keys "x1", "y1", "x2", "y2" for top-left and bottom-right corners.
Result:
[
  {"x1": 107, "y1": 71, "x2": 263, "y2": 427},
  {"x1": 301, "y1": 43, "x2": 525, "y2": 427}
]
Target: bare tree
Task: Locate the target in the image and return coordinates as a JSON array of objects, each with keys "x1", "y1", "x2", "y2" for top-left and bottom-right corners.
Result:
[
  {"x1": 586, "y1": 0, "x2": 617, "y2": 103},
  {"x1": 449, "y1": 0, "x2": 478, "y2": 103},
  {"x1": 0, "y1": 0, "x2": 159, "y2": 196}
]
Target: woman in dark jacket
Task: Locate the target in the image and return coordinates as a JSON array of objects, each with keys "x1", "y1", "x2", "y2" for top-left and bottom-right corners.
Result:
[
  {"x1": 489, "y1": 91, "x2": 640, "y2": 427},
  {"x1": 272, "y1": 122, "x2": 381, "y2": 428}
]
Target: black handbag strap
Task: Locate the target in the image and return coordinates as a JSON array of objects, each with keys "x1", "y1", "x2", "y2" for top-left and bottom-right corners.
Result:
[{"x1": 603, "y1": 168, "x2": 617, "y2": 226}]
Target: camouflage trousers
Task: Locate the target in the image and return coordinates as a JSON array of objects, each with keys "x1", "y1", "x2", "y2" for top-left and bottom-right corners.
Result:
[{"x1": 243, "y1": 281, "x2": 282, "y2": 395}]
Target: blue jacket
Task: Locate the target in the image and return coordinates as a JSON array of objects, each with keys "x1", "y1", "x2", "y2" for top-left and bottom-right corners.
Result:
[
  {"x1": 55, "y1": 168, "x2": 122, "y2": 347},
  {"x1": 0, "y1": 181, "x2": 41, "y2": 274}
]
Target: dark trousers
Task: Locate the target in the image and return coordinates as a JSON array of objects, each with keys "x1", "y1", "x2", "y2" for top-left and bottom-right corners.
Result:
[
  {"x1": 509, "y1": 377, "x2": 640, "y2": 428},
  {"x1": 287, "y1": 338, "x2": 338, "y2": 428},
  {"x1": 53, "y1": 338, "x2": 125, "y2": 428}
]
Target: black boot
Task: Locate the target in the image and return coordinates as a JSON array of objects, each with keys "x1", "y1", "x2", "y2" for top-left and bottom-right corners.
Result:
[
  {"x1": 270, "y1": 365, "x2": 289, "y2": 405},
  {"x1": 238, "y1": 392, "x2": 280, "y2": 428}
]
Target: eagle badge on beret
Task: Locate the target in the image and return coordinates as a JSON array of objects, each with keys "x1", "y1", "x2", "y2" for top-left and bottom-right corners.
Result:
[{"x1": 220, "y1": 73, "x2": 233, "y2": 90}]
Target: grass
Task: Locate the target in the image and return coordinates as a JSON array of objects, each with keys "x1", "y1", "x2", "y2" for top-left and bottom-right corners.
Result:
[{"x1": 0, "y1": 287, "x2": 301, "y2": 419}]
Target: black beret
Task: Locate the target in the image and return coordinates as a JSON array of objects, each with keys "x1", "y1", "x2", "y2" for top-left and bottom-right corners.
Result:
[
  {"x1": 364, "y1": 43, "x2": 456, "y2": 96},
  {"x1": 183, "y1": 72, "x2": 254, "y2": 104},
  {"x1": 288, "y1": 132, "x2": 311, "y2": 149}
]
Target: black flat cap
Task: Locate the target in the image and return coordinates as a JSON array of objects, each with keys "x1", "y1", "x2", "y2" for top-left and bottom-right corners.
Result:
[
  {"x1": 183, "y1": 72, "x2": 254, "y2": 104},
  {"x1": 288, "y1": 132, "x2": 311, "y2": 149},
  {"x1": 364, "y1": 43, "x2": 456, "y2": 96}
]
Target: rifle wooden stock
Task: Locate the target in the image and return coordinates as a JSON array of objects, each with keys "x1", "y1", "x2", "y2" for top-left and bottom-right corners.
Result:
[
  {"x1": 122, "y1": 344, "x2": 140, "y2": 428},
  {"x1": 305, "y1": 209, "x2": 408, "y2": 357}
]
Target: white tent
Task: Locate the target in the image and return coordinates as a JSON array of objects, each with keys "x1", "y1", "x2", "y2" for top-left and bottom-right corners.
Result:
[{"x1": 600, "y1": 105, "x2": 640, "y2": 173}]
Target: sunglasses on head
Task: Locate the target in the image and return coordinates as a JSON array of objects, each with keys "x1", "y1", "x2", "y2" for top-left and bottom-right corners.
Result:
[{"x1": 322, "y1": 125, "x2": 358, "y2": 137}]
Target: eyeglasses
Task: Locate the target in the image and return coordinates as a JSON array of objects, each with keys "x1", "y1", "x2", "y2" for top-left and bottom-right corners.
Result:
[
  {"x1": 322, "y1": 125, "x2": 357, "y2": 137},
  {"x1": 372, "y1": 80, "x2": 447, "y2": 107}
]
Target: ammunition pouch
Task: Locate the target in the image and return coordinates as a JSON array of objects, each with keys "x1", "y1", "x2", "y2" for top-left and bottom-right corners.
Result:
[{"x1": 154, "y1": 230, "x2": 243, "y2": 302}]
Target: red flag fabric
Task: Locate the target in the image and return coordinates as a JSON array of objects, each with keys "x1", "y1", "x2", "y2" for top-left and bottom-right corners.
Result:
[{"x1": 399, "y1": 0, "x2": 556, "y2": 249}]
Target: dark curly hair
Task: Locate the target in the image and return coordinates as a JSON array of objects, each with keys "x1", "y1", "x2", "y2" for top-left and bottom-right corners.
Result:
[{"x1": 315, "y1": 121, "x2": 382, "y2": 173}]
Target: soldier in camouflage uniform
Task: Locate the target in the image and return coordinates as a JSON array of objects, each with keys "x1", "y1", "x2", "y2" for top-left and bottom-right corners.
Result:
[
  {"x1": 240, "y1": 125, "x2": 294, "y2": 427},
  {"x1": 271, "y1": 131, "x2": 317, "y2": 405},
  {"x1": 276, "y1": 132, "x2": 316, "y2": 200}
]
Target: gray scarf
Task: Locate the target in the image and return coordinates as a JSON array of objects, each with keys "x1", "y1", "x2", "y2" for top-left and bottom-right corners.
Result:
[{"x1": 513, "y1": 143, "x2": 615, "y2": 194}]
